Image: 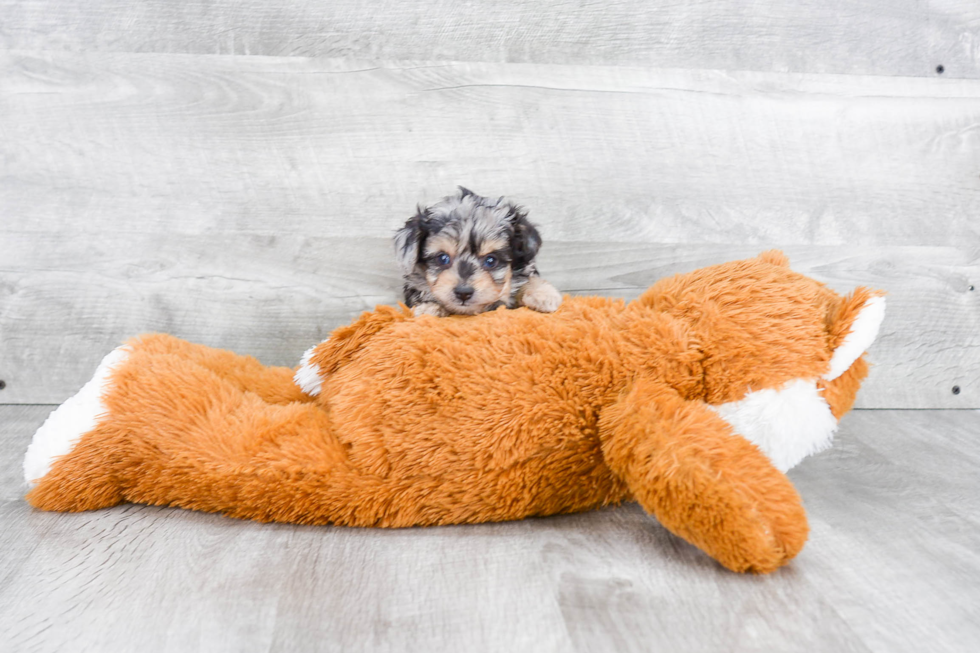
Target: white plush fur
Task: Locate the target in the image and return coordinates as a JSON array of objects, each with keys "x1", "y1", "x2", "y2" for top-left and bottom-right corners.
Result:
[
  {"x1": 709, "y1": 379, "x2": 839, "y2": 472},
  {"x1": 824, "y1": 295, "x2": 886, "y2": 381},
  {"x1": 23, "y1": 346, "x2": 130, "y2": 486},
  {"x1": 294, "y1": 343, "x2": 325, "y2": 397}
]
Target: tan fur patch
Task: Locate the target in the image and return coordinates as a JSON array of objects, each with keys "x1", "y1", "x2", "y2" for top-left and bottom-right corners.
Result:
[
  {"x1": 478, "y1": 238, "x2": 508, "y2": 257},
  {"x1": 473, "y1": 268, "x2": 510, "y2": 294},
  {"x1": 423, "y1": 235, "x2": 458, "y2": 258},
  {"x1": 429, "y1": 268, "x2": 461, "y2": 297}
]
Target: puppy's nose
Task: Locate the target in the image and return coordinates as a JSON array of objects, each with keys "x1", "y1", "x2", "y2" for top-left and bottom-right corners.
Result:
[{"x1": 454, "y1": 286, "x2": 475, "y2": 303}]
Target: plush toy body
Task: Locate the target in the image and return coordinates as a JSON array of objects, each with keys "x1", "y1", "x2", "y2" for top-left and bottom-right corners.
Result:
[{"x1": 24, "y1": 252, "x2": 884, "y2": 573}]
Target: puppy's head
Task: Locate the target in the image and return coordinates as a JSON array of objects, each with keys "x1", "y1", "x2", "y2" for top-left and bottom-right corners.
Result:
[{"x1": 394, "y1": 187, "x2": 542, "y2": 315}]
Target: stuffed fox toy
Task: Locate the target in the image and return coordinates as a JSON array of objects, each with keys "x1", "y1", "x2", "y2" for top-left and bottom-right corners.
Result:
[{"x1": 23, "y1": 251, "x2": 885, "y2": 573}]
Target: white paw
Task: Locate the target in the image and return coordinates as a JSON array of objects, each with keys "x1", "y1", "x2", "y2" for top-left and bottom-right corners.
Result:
[
  {"x1": 520, "y1": 279, "x2": 563, "y2": 313},
  {"x1": 412, "y1": 302, "x2": 449, "y2": 317}
]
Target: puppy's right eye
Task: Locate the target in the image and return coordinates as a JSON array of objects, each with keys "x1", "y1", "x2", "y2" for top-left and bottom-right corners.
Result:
[{"x1": 434, "y1": 253, "x2": 451, "y2": 266}]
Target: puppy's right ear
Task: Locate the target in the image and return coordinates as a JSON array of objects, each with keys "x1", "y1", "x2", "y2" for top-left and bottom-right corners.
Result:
[{"x1": 394, "y1": 208, "x2": 427, "y2": 275}]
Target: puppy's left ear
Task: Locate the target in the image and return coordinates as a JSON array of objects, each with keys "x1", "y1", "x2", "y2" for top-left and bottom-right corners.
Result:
[
  {"x1": 508, "y1": 209, "x2": 542, "y2": 270},
  {"x1": 394, "y1": 208, "x2": 427, "y2": 275}
]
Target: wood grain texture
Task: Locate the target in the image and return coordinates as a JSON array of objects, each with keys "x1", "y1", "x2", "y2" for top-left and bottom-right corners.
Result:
[
  {"x1": 2, "y1": 52, "x2": 979, "y2": 246},
  {"x1": 2, "y1": 406, "x2": 979, "y2": 652},
  {"x1": 1, "y1": 235, "x2": 977, "y2": 409},
  {"x1": 0, "y1": 1, "x2": 977, "y2": 78},
  {"x1": 2, "y1": 3, "x2": 978, "y2": 649}
]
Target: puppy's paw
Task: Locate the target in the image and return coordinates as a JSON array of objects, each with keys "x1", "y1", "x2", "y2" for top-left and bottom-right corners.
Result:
[
  {"x1": 413, "y1": 302, "x2": 449, "y2": 317},
  {"x1": 519, "y1": 278, "x2": 563, "y2": 313}
]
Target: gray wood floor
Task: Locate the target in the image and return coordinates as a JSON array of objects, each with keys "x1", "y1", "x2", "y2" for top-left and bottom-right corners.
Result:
[{"x1": 2, "y1": 406, "x2": 979, "y2": 652}]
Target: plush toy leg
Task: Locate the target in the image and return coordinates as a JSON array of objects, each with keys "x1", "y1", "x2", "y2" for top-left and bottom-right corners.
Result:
[
  {"x1": 599, "y1": 378, "x2": 809, "y2": 573},
  {"x1": 25, "y1": 333, "x2": 309, "y2": 497},
  {"x1": 26, "y1": 335, "x2": 316, "y2": 509},
  {"x1": 25, "y1": 331, "x2": 459, "y2": 527},
  {"x1": 135, "y1": 333, "x2": 311, "y2": 405},
  {"x1": 26, "y1": 339, "x2": 350, "y2": 517}
]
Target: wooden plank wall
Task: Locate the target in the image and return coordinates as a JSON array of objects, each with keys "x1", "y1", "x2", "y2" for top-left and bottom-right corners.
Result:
[
  {"x1": 3, "y1": 1, "x2": 979, "y2": 78},
  {"x1": 1, "y1": 1, "x2": 978, "y2": 408}
]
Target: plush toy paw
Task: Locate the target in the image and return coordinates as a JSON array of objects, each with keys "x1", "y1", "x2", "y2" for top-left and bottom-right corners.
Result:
[
  {"x1": 518, "y1": 277, "x2": 563, "y2": 313},
  {"x1": 689, "y1": 471, "x2": 809, "y2": 574},
  {"x1": 626, "y1": 430, "x2": 809, "y2": 573}
]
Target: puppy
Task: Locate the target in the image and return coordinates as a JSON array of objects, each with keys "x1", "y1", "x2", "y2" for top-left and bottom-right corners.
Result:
[{"x1": 394, "y1": 188, "x2": 563, "y2": 316}]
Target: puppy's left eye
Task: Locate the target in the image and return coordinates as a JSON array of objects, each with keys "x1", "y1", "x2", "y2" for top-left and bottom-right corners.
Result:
[{"x1": 482, "y1": 255, "x2": 498, "y2": 269}]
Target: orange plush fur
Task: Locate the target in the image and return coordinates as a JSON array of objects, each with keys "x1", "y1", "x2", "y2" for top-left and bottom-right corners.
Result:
[{"x1": 24, "y1": 252, "x2": 884, "y2": 573}]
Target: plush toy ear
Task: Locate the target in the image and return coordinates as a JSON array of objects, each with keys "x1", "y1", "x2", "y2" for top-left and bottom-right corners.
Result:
[
  {"x1": 393, "y1": 208, "x2": 428, "y2": 276},
  {"x1": 508, "y1": 208, "x2": 542, "y2": 270},
  {"x1": 824, "y1": 288, "x2": 886, "y2": 381},
  {"x1": 757, "y1": 249, "x2": 790, "y2": 267}
]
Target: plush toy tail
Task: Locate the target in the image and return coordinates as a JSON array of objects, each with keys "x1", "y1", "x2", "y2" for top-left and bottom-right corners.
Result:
[{"x1": 600, "y1": 378, "x2": 809, "y2": 574}]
